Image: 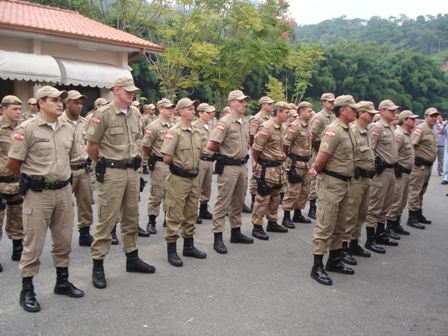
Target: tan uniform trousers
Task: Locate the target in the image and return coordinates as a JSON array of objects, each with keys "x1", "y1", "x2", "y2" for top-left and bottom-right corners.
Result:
[
  {"x1": 142, "y1": 152, "x2": 149, "y2": 167},
  {"x1": 90, "y1": 160, "x2": 96, "y2": 188},
  {"x1": 19, "y1": 185, "x2": 73, "y2": 277},
  {"x1": 308, "y1": 149, "x2": 317, "y2": 201},
  {"x1": 147, "y1": 161, "x2": 169, "y2": 217},
  {"x1": 344, "y1": 177, "x2": 370, "y2": 242},
  {"x1": 408, "y1": 165, "x2": 431, "y2": 211},
  {"x1": 365, "y1": 168, "x2": 396, "y2": 228},
  {"x1": 164, "y1": 174, "x2": 198, "y2": 243},
  {"x1": 252, "y1": 187, "x2": 282, "y2": 226},
  {"x1": 71, "y1": 168, "x2": 93, "y2": 229},
  {"x1": 249, "y1": 176, "x2": 257, "y2": 196},
  {"x1": 282, "y1": 167, "x2": 310, "y2": 211},
  {"x1": 212, "y1": 165, "x2": 248, "y2": 233},
  {"x1": 386, "y1": 173, "x2": 410, "y2": 221},
  {"x1": 91, "y1": 168, "x2": 139, "y2": 260},
  {"x1": 0, "y1": 193, "x2": 24, "y2": 241},
  {"x1": 197, "y1": 159, "x2": 213, "y2": 204},
  {"x1": 311, "y1": 174, "x2": 349, "y2": 255}
]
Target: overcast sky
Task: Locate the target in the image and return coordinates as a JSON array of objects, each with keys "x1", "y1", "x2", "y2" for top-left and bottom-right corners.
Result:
[{"x1": 288, "y1": 0, "x2": 448, "y2": 25}]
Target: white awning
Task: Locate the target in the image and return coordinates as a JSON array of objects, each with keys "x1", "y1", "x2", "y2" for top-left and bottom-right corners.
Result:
[
  {"x1": 55, "y1": 59, "x2": 133, "y2": 89},
  {"x1": 0, "y1": 50, "x2": 60, "y2": 83}
]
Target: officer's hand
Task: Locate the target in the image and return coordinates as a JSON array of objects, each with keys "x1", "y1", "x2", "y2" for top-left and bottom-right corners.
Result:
[
  {"x1": 252, "y1": 161, "x2": 257, "y2": 169},
  {"x1": 309, "y1": 168, "x2": 318, "y2": 177}
]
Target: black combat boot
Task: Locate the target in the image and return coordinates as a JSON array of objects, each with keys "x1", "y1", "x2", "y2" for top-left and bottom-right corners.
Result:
[
  {"x1": 213, "y1": 232, "x2": 227, "y2": 254},
  {"x1": 293, "y1": 209, "x2": 312, "y2": 223},
  {"x1": 308, "y1": 200, "x2": 316, "y2": 219},
  {"x1": 250, "y1": 194, "x2": 256, "y2": 211},
  {"x1": 196, "y1": 215, "x2": 203, "y2": 224},
  {"x1": 407, "y1": 210, "x2": 425, "y2": 229},
  {"x1": 395, "y1": 216, "x2": 410, "y2": 235},
  {"x1": 11, "y1": 239, "x2": 23, "y2": 261},
  {"x1": 147, "y1": 215, "x2": 157, "y2": 234},
  {"x1": 126, "y1": 250, "x2": 156, "y2": 273},
  {"x1": 167, "y1": 242, "x2": 183, "y2": 267},
  {"x1": 376, "y1": 223, "x2": 398, "y2": 246},
  {"x1": 230, "y1": 227, "x2": 254, "y2": 244},
  {"x1": 20, "y1": 277, "x2": 41, "y2": 312},
  {"x1": 282, "y1": 211, "x2": 295, "y2": 229},
  {"x1": 142, "y1": 165, "x2": 150, "y2": 175},
  {"x1": 340, "y1": 242, "x2": 357, "y2": 265},
  {"x1": 78, "y1": 227, "x2": 93, "y2": 247},
  {"x1": 183, "y1": 237, "x2": 207, "y2": 259},
  {"x1": 54, "y1": 267, "x2": 84, "y2": 298},
  {"x1": 364, "y1": 227, "x2": 386, "y2": 254},
  {"x1": 349, "y1": 239, "x2": 371, "y2": 257},
  {"x1": 252, "y1": 225, "x2": 269, "y2": 240},
  {"x1": 199, "y1": 203, "x2": 213, "y2": 219},
  {"x1": 111, "y1": 224, "x2": 119, "y2": 245},
  {"x1": 138, "y1": 225, "x2": 150, "y2": 237},
  {"x1": 242, "y1": 203, "x2": 252, "y2": 214},
  {"x1": 386, "y1": 219, "x2": 400, "y2": 240},
  {"x1": 92, "y1": 259, "x2": 107, "y2": 289},
  {"x1": 416, "y1": 209, "x2": 431, "y2": 224},
  {"x1": 310, "y1": 255, "x2": 332, "y2": 286},
  {"x1": 266, "y1": 221, "x2": 288, "y2": 233},
  {"x1": 325, "y1": 249, "x2": 355, "y2": 274}
]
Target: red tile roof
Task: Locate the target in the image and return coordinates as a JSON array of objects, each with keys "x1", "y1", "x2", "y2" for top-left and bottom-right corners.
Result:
[{"x1": 0, "y1": 0, "x2": 164, "y2": 53}]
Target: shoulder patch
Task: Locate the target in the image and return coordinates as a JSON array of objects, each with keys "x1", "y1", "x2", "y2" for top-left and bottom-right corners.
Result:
[
  {"x1": 259, "y1": 129, "x2": 268, "y2": 137},
  {"x1": 371, "y1": 130, "x2": 380, "y2": 137},
  {"x1": 324, "y1": 130, "x2": 335, "y2": 138},
  {"x1": 321, "y1": 142, "x2": 329, "y2": 150},
  {"x1": 164, "y1": 132, "x2": 174, "y2": 140},
  {"x1": 288, "y1": 126, "x2": 296, "y2": 134},
  {"x1": 251, "y1": 121, "x2": 258, "y2": 128},
  {"x1": 397, "y1": 135, "x2": 402, "y2": 143},
  {"x1": 216, "y1": 123, "x2": 225, "y2": 131},
  {"x1": 14, "y1": 131, "x2": 25, "y2": 142},
  {"x1": 92, "y1": 115, "x2": 101, "y2": 125},
  {"x1": 313, "y1": 118, "x2": 320, "y2": 124},
  {"x1": 413, "y1": 128, "x2": 421, "y2": 136},
  {"x1": 145, "y1": 128, "x2": 152, "y2": 135}
]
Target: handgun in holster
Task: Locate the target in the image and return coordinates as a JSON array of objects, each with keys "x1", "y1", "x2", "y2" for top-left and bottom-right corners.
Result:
[
  {"x1": 287, "y1": 160, "x2": 302, "y2": 184},
  {"x1": 85, "y1": 157, "x2": 93, "y2": 174},
  {"x1": 133, "y1": 155, "x2": 142, "y2": 171},
  {"x1": 254, "y1": 163, "x2": 272, "y2": 196},
  {"x1": 394, "y1": 163, "x2": 405, "y2": 178},
  {"x1": 19, "y1": 173, "x2": 30, "y2": 196},
  {"x1": 214, "y1": 154, "x2": 225, "y2": 175},
  {"x1": 313, "y1": 140, "x2": 321, "y2": 152},
  {"x1": 148, "y1": 155, "x2": 157, "y2": 171},
  {"x1": 375, "y1": 156, "x2": 386, "y2": 175},
  {"x1": 95, "y1": 157, "x2": 107, "y2": 183},
  {"x1": 414, "y1": 156, "x2": 424, "y2": 167}
]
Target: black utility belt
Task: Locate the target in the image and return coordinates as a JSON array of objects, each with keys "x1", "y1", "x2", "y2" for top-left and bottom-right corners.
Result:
[
  {"x1": 152, "y1": 155, "x2": 164, "y2": 162},
  {"x1": 30, "y1": 177, "x2": 70, "y2": 191},
  {"x1": 70, "y1": 163, "x2": 86, "y2": 170},
  {"x1": 258, "y1": 158, "x2": 284, "y2": 167},
  {"x1": 288, "y1": 153, "x2": 310, "y2": 162},
  {"x1": 402, "y1": 167, "x2": 412, "y2": 174},
  {"x1": 200, "y1": 156, "x2": 214, "y2": 162},
  {"x1": 170, "y1": 165, "x2": 199, "y2": 178},
  {"x1": 322, "y1": 169, "x2": 351, "y2": 182},
  {"x1": 415, "y1": 156, "x2": 433, "y2": 167},
  {"x1": 355, "y1": 166, "x2": 375, "y2": 179},
  {"x1": 223, "y1": 155, "x2": 249, "y2": 166},
  {"x1": 105, "y1": 160, "x2": 134, "y2": 169},
  {"x1": 384, "y1": 163, "x2": 396, "y2": 169},
  {"x1": 0, "y1": 175, "x2": 20, "y2": 183}
]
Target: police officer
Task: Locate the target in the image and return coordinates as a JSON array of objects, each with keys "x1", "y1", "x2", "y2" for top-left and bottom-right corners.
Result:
[
  {"x1": 131, "y1": 100, "x2": 141, "y2": 112},
  {"x1": 251, "y1": 101, "x2": 290, "y2": 240},
  {"x1": 193, "y1": 103, "x2": 214, "y2": 224},
  {"x1": 208, "y1": 105, "x2": 217, "y2": 129},
  {"x1": 86, "y1": 76, "x2": 155, "y2": 290},
  {"x1": 170, "y1": 107, "x2": 180, "y2": 124},
  {"x1": 161, "y1": 98, "x2": 207, "y2": 267},
  {"x1": 86, "y1": 98, "x2": 109, "y2": 118},
  {"x1": 308, "y1": 93, "x2": 336, "y2": 219},
  {"x1": 222, "y1": 106, "x2": 231, "y2": 116},
  {"x1": 207, "y1": 90, "x2": 254, "y2": 254},
  {"x1": 309, "y1": 95, "x2": 358, "y2": 286},
  {"x1": 341, "y1": 101, "x2": 378, "y2": 265},
  {"x1": 0, "y1": 96, "x2": 24, "y2": 272},
  {"x1": 364, "y1": 99, "x2": 400, "y2": 254},
  {"x1": 7, "y1": 86, "x2": 84, "y2": 312},
  {"x1": 22, "y1": 98, "x2": 38, "y2": 120},
  {"x1": 386, "y1": 110, "x2": 418, "y2": 233},
  {"x1": 407, "y1": 107, "x2": 438, "y2": 228},
  {"x1": 62, "y1": 90, "x2": 94, "y2": 246},
  {"x1": 142, "y1": 98, "x2": 176, "y2": 234},
  {"x1": 141, "y1": 104, "x2": 157, "y2": 175},
  {"x1": 282, "y1": 101, "x2": 313, "y2": 228},
  {"x1": 283, "y1": 103, "x2": 299, "y2": 131}
]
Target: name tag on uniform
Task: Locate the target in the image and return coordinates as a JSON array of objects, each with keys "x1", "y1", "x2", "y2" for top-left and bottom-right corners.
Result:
[{"x1": 33, "y1": 137, "x2": 50, "y2": 142}]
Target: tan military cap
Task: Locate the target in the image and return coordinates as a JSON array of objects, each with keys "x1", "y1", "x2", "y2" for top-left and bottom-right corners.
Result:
[
  {"x1": 399, "y1": 110, "x2": 419, "y2": 120},
  {"x1": 378, "y1": 99, "x2": 399, "y2": 110},
  {"x1": 223, "y1": 106, "x2": 231, "y2": 113},
  {"x1": 289, "y1": 109, "x2": 298, "y2": 117},
  {"x1": 321, "y1": 93, "x2": 335, "y2": 101},
  {"x1": 66, "y1": 90, "x2": 87, "y2": 101},
  {"x1": 258, "y1": 96, "x2": 275, "y2": 105},
  {"x1": 288, "y1": 103, "x2": 298, "y2": 109},
  {"x1": 334, "y1": 95, "x2": 361, "y2": 108},
  {"x1": 298, "y1": 101, "x2": 313, "y2": 108},
  {"x1": 228, "y1": 90, "x2": 250, "y2": 102},
  {"x1": 94, "y1": 98, "x2": 109, "y2": 106},
  {"x1": 357, "y1": 101, "x2": 379, "y2": 114},
  {"x1": 176, "y1": 98, "x2": 200, "y2": 110},
  {"x1": 373, "y1": 114, "x2": 381, "y2": 122},
  {"x1": 28, "y1": 98, "x2": 37, "y2": 104},
  {"x1": 145, "y1": 103, "x2": 155, "y2": 109},
  {"x1": 2, "y1": 95, "x2": 22, "y2": 105},
  {"x1": 36, "y1": 86, "x2": 68, "y2": 101},
  {"x1": 425, "y1": 107, "x2": 439, "y2": 116},
  {"x1": 113, "y1": 76, "x2": 139, "y2": 91},
  {"x1": 131, "y1": 101, "x2": 141, "y2": 107},
  {"x1": 206, "y1": 105, "x2": 216, "y2": 113},
  {"x1": 197, "y1": 103, "x2": 210, "y2": 111},
  {"x1": 157, "y1": 98, "x2": 176, "y2": 109},
  {"x1": 275, "y1": 101, "x2": 290, "y2": 109}
]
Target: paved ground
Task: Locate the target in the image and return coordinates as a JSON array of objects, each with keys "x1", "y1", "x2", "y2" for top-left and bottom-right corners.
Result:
[{"x1": 0, "y1": 166, "x2": 447, "y2": 335}]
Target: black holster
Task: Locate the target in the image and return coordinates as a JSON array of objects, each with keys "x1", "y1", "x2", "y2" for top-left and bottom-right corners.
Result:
[
  {"x1": 394, "y1": 164, "x2": 404, "y2": 178},
  {"x1": 148, "y1": 155, "x2": 157, "y2": 171},
  {"x1": 214, "y1": 154, "x2": 225, "y2": 175},
  {"x1": 313, "y1": 140, "x2": 321, "y2": 152},
  {"x1": 19, "y1": 173, "x2": 30, "y2": 196},
  {"x1": 85, "y1": 157, "x2": 93, "y2": 174},
  {"x1": 375, "y1": 156, "x2": 386, "y2": 175},
  {"x1": 95, "y1": 157, "x2": 107, "y2": 182},
  {"x1": 133, "y1": 155, "x2": 142, "y2": 171},
  {"x1": 254, "y1": 164, "x2": 272, "y2": 196},
  {"x1": 287, "y1": 160, "x2": 302, "y2": 184}
]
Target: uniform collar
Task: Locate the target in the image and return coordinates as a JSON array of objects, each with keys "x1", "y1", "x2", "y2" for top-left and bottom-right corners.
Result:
[
  {"x1": 298, "y1": 118, "x2": 308, "y2": 127},
  {"x1": 398, "y1": 126, "x2": 409, "y2": 135},
  {"x1": 111, "y1": 101, "x2": 131, "y2": 115},
  {"x1": 380, "y1": 118, "x2": 392, "y2": 128},
  {"x1": 335, "y1": 117, "x2": 348, "y2": 129},
  {"x1": 0, "y1": 115, "x2": 18, "y2": 129},
  {"x1": 179, "y1": 120, "x2": 197, "y2": 133},
  {"x1": 36, "y1": 112, "x2": 66, "y2": 130},
  {"x1": 353, "y1": 120, "x2": 367, "y2": 134},
  {"x1": 61, "y1": 111, "x2": 80, "y2": 124},
  {"x1": 158, "y1": 117, "x2": 170, "y2": 127}
]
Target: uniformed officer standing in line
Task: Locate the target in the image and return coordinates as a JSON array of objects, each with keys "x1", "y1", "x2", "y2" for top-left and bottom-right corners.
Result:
[
  {"x1": 161, "y1": 98, "x2": 207, "y2": 267},
  {"x1": 142, "y1": 98, "x2": 176, "y2": 234},
  {"x1": 385, "y1": 110, "x2": 418, "y2": 233},
  {"x1": 62, "y1": 90, "x2": 94, "y2": 247},
  {"x1": 340, "y1": 101, "x2": 378, "y2": 265},
  {"x1": 0, "y1": 96, "x2": 24, "y2": 272},
  {"x1": 207, "y1": 90, "x2": 254, "y2": 254},
  {"x1": 170, "y1": 107, "x2": 180, "y2": 124},
  {"x1": 22, "y1": 98, "x2": 38, "y2": 120},
  {"x1": 309, "y1": 95, "x2": 358, "y2": 286},
  {"x1": 283, "y1": 103, "x2": 299, "y2": 132},
  {"x1": 248, "y1": 96, "x2": 274, "y2": 211},
  {"x1": 364, "y1": 100, "x2": 400, "y2": 254},
  {"x1": 7, "y1": 86, "x2": 84, "y2": 312},
  {"x1": 86, "y1": 76, "x2": 155, "y2": 290},
  {"x1": 308, "y1": 93, "x2": 336, "y2": 219},
  {"x1": 193, "y1": 103, "x2": 214, "y2": 224},
  {"x1": 141, "y1": 103, "x2": 157, "y2": 175},
  {"x1": 208, "y1": 106, "x2": 217, "y2": 129},
  {"x1": 251, "y1": 101, "x2": 290, "y2": 240},
  {"x1": 222, "y1": 106, "x2": 231, "y2": 116},
  {"x1": 282, "y1": 102, "x2": 313, "y2": 229},
  {"x1": 407, "y1": 107, "x2": 439, "y2": 228}
]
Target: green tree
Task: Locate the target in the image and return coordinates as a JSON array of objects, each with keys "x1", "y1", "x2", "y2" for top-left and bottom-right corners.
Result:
[{"x1": 265, "y1": 76, "x2": 285, "y2": 102}]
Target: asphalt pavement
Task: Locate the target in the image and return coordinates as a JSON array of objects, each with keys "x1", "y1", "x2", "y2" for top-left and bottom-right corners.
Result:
[{"x1": 0, "y1": 166, "x2": 447, "y2": 335}]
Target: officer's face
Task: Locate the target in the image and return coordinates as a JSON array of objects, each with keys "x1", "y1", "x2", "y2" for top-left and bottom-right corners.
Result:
[
  {"x1": 425, "y1": 114, "x2": 438, "y2": 127},
  {"x1": 200, "y1": 110, "x2": 213, "y2": 122},
  {"x1": 2, "y1": 104, "x2": 22, "y2": 122},
  {"x1": 149, "y1": 108, "x2": 155, "y2": 115},
  {"x1": 262, "y1": 103, "x2": 273, "y2": 113},
  {"x1": 360, "y1": 111, "x2": 374, "y2": 123},
  {"x1": 405, "y1": 118, "x2": 417, "y2": 129},
  {"x1": 300, "y1": 107, "x2": 312, "y2": 122},
  {"x1": 179, "y1": 105, "x2": 196, "y2": 121},
  {"x1": 322, "y1": 100, "x2": 334, "y2": 111},
  {"x1": 115, "y1": 87, "x2": 134, "y2": 105},
  {"x1": 28, "y1": 103, "x2": 37, "y2": 113},
  {"x1": 279, "y1": 108, "x2": 290, "y2": 122},
  {"x1": 159, "y1": 106, "x2": 173, "y2": 119},
  {"x1": 344, "y1": 106, "x2": 357, "y2": 121},
  {"x1": 230, "y1": 99, "x2": 247, "y2": 116},
  {"x1": 381, "y1": 109, "x2": 397, "y2": 123},
  {"x1": 66, "y1": 98, "x2": 84, "y2": 117},
  {"x1": 40, "y1": 96, "x2": 63, "y2": 117}
]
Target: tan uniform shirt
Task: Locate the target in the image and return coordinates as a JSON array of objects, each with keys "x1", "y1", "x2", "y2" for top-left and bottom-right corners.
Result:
[
  {"x1": 193, "y1": 119, "x2": 213, "y2": 156},
  {"x1": 61, "y1": 112, "x2": 89, "y2": 164},
  {"x1": 395, "y1": 126, "x2": 414, "y2": 170},
  {"x1": 8, "y1": 114, "x2": 79, "y2": 183},
  {"x1": 142, "y1": 118, "x2": 171, "y2": 157},
  {"x1": 209, "y1": 114, "x2": 249, "y2": 159},
  {"x1": 249, "y1": 111, "x2": 270, "y2": 136},
  {"x1": 142, "y1": 114, "x2": 157, "y2": 129},
  {"x1": 170, "y1": 115, "x2": 180, "y2": 125},
  {"x1": 319, "y1": 118, "x2": 355, "y2": 176},
  {"x1": 284, "y1": 118, "x2": 312, "y2": 169},
  {"x1": 208, "y1": 117, "x2": 217, "y2": 130},
  {"x1": 253, "y1": 119, "x2": 285, "y2": 161},
  {"x1": 368, "y1": 119, "x2": 398, "y2": 165},
  {"x1": 311, "y1": 109, "x2": 335, "y2": 140},
  {"x1": 412, "y1": 122, "x2": 437, "y2": 162},
  {"x1": 85, "y1": 101, "x2": 141, "y2": 161},
  {"x1": 351, "y1": 120, "x2": 374, "y2": 171},
  {"x1": 0, "y1": 116, "x2": 20, "y2": 194},
  {"x1": 22, "y1": 110, "x2": 36, "y2": 121},
  {"x1": 160, "y1": 121, "x2": 202, "y2": 171}
]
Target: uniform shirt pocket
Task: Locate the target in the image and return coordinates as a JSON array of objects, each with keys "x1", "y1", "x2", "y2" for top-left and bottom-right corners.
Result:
[
  {"x1": 33, "y1": 138, "x2": 53, "y2": 162},
  {"x1": 110, "y1": 125, "x2": 124, "y2": 145}
]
